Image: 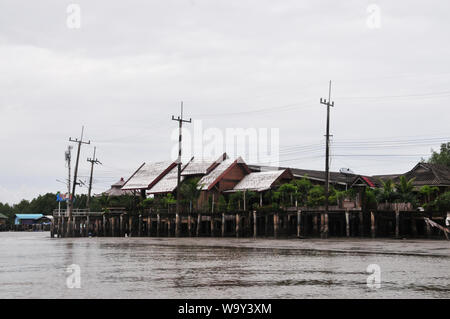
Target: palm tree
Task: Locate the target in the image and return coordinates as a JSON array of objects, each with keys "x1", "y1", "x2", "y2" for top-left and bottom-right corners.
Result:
[
  {"x1": 379, "y1": 179, "x2": 396, "y2": 203},
  {"x1": 396, "y1": 176, "x2": 416, "y2": 203}
]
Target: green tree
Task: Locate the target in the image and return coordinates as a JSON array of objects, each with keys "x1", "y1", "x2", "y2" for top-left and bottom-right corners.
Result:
[
  {"x1": 419, "y1": 185, "x2": 439, "y2": 204},
  {"x1": 306, "y1": 185, "x2": 325, "y2": 207},
  {"x1": 428, "y1": 142, "x2": 450, "y2": 167},
  {"x1": 378, "y1": 179, "x2": 397, "y2": 203},
  {"x1": 292, "y1": 177, "x2": 312, "y2": 206},
  {"x1": 427, "y1": 191, "x2": 450, "y2": 212},
  {"x1": 274, "y1": 183, "x2": 297, "y2": 207},
  {"x1": 363, "y1": 188, "x2": 378, "y2": 210},
  {"x1": 179, "y1": 177, "x2": 202, "y2": 212}
]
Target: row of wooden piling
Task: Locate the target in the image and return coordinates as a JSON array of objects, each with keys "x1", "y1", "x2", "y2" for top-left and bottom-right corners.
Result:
[{"x1": 51, "y1": 209, "x2": 443, "y2": 239}]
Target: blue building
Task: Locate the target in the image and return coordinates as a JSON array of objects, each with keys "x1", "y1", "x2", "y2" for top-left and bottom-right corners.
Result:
[{"x1": 14, "y1": 214, "x2": 44, "y2": 225}]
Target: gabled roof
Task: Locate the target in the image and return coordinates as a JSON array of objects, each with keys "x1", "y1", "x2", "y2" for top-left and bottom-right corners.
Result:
[
  {"x1": 351, "y1": 175, "x2": 379, "y2": 188},
  {"x1": 122, "y1": 161, "x2": 177, "y2": 190},
  {"x1": 103, "y1": 178, "x2": 135, "y2": 196},
  {"x1": 197, "y1": 157, "x2": 250, "y2": 191},
  {"x1": 111, "y1": 177, "x2": 127, "y2": 187},
  {"x1": 402, "y1": 162, "x2": 450, "y2": 187},
  {"x1": 181, "y1": 153, "x2": 228, "y2": 176},
  {"x1": 232, "y1": 169, "x2": 293, "y2": 192},
  {"x1": 0, "y1": 213, "x2": 8, "y2": 219},
  {"x1": 146, "y1": 162, "x2": 190, "y2": 194}
]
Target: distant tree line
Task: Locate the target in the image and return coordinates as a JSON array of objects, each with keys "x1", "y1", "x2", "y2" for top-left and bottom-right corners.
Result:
[{"x1": 0, "y1": 193, "x2": 137, "y2": 227}]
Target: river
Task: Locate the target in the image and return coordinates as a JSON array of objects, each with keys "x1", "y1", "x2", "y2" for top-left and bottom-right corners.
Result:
[{"x1": 0, "y1": 232, "x2": 448, "y2": 298}]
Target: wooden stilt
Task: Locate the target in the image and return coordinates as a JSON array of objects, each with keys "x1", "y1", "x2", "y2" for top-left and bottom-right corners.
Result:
[
  {"x1": 118, "y1": 215, "x2": 122, "y2": 237},
  {"x1": 273, "y1": 213, "x2": 279, "y2": 238},
  {"x1": 210, "y1": 215, "x2": 215, "y2": 237},
  {"x1": 103, "y1": 215, "x2": 107, "y2": 236},
  {"x1": 313, "y1": 214, "x2": 318, "y2": 235},
  {"x1": 253, "y1": 211, "x2": 257, "y2": 238},
  {"x1": 265, "y1": 214, "x2": 269, "y2": 236},
  {"x1": 359, "y1": 211, "x2": 364, "y2": 237},
  {"x1": 411, "y1": 214, "x2": 417, "y2": 237},
  {"x1": 236, "y1": 213, "x2": 240, "y2": 238},
  {"x1": 297, "y1": 210, "x2": 302, "y2": 238},
  {"x1": 175, "y1": 213, "x2": 181, "y2": 237},
  {"x1": 188, "y1": 214, "x2": 192, "y2": 236},
  {"x1": 196, "y1": 213, "x2": 201, "y2": 237},
  {"x1": 345, "y1": 210, "x2": 350, "y2": 237},
  {"x1": 138, "y1": 215, "x2": 142, "y2": 237},
  {"x1": 95, "y1": 219, "x2": 99, "y2": 236},
  {"x1": 168, "y1": 216, "x2": 172, "y2": 237},
  {"x1": 222, "y1": 213, "x2": 225, "y2": 237},
  {"x1": 156, "y1": 214, "x2": 161, "y2": 237},
  {"x1": 395, "y1": 210, "x2": 400, "y2": 238},
  {"x1": 128, "y1": 216, "x2": 133, "y2": 237},
  {"x1": 371, "y1": 211, "x2": 376, "y2": 238},
  {"x1": 111, "y1": 217, "x2": 115, "y2": 237},
  {"x1": 147, "y1": 216, "x2": 151, "y2": 237}
]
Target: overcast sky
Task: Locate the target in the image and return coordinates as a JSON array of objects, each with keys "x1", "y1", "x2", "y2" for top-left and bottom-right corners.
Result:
[{"x1": 1, "y1": 0, "x2": 449, "y2": 204}]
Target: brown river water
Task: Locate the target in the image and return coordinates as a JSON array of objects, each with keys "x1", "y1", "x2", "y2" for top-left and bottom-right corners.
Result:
[{"x1": 0, "y1": 232, "x2": 449, "y2": 299}]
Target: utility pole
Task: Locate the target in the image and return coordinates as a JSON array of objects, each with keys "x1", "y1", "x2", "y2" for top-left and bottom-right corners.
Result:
[
  {"x1": 65, "y1": 145, "x2": 72, "y2": 206},
  {"x1": 172, "y1": 101, "x2": 192, "y2": 237},
  {"x1": 86, "y1": 147, "x2": 101, "y2": 236},
  {"x1": 64, "y1": 146, "x2": 72, "y2": 238},
  {"x1": 68, "y1": 126, "x2": 91, "y2": 237},
  {"x1": 86, "y1": 146, "x2": 101, "y2": 209},
  {"x1": 320, "y1": 81, "x2": 334, "y2": 239}
]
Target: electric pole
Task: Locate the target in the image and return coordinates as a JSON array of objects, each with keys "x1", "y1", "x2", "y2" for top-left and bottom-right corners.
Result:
[
  {"x1": 86, "y1": 146, "x2": 101, "y2": 209},
  {"x1": 320, "y1": 81, "x2": 334, "y2": 239},
  {"x1": 65, "y1": 145, "x2": 72, "y2": 206},
  {"x1": 63, "y1": 145, "x2": 72, "y2": 238},
  {"x1": 86, "y1": 146, "x2": 101, "y2": 237},
  {"x1": 68, "y1": 126, "x2": 90, "y2": 237},
  {"x1": 172, "y1": 101, "x2": 192, "y2": 237}
]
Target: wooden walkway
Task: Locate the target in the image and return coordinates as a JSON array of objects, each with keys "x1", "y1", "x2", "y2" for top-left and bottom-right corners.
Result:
[{"x1": 51, "y1": 208, "x2": 448, "y2": 239}]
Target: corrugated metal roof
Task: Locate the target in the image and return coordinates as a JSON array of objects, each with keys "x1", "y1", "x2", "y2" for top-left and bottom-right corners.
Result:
[
  {"x1": 181, "y1": 153, "x2": 227, "y2": 176},
  {"x1": 0, "y1": 213, "x2": 8, "y2": 219},
  {"x1": 248, "y1": 164, "x2": 355, "y2": 186},
  {"x1": 182, "y1": 160, "x2": 215, "y2": 176},
  {"x1": 122, "y1": 161, "x2": 176, "y2": 190},
  {"x1": 15, "y1": 214, "x2": 44, "y2": 219},
  {"x1": 147, "y1": 165, "x2": 185, "y2": 194},
  {"x1": 232, "y1": 170, "x2": 288, "y2": 192},
  {"x1": 197, "y1": 157, "x2": 247, "y2": 190}
]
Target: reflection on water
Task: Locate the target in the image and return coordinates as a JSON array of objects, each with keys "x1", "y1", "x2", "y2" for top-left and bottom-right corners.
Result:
[{"x1": 0, "y1": 232, "x2": 449, "y2": 299}]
